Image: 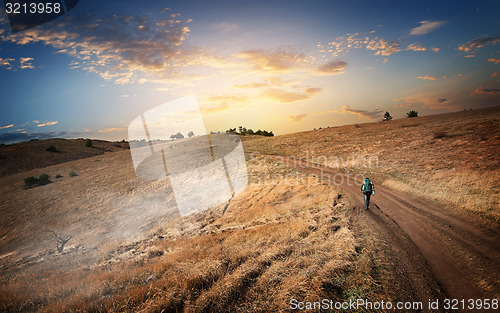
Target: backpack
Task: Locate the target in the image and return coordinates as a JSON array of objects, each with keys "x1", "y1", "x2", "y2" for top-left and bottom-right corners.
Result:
[{"x1": 364, "y1": 178, "x2": 372, "y2": 192}]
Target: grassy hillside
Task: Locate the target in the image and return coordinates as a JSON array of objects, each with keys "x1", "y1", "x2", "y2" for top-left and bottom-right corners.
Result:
[
  {"x1": 0, "y1": 154, "x2": 389, "y2": 312},
  {"x1": 0, "y1": 138, "x2": 129, "y2": 177},
  {"x1": 244, "y1": 106, "x2": 500, "y2": 222},
  {"x1": 0, "y1": 106, "x2": 498, "y2": 311}
]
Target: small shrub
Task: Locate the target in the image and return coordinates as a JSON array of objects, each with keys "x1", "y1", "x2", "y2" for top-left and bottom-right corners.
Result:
[
  {"x1": 69, "y1": 171, "x2": 78, "y2": 177},
  {"x1": 406, "y1": 110, "x2": 419, "y2": 118},
  {"x1": 24, "y1": 174, "x2": 51, "y2": 189},
  {"x1": 433, "y1": 131, "x2": 448, "y2": 139},
  {"x1": 46, "y1": 146, "x2": 57, "y2": 152},
  {"x1": 149, "y1": 250, "x2": 164, "y2": 258},
  {"x1": 38, "y1": 174, "x2": 51, "y2": 185},
  {"x1": 85, "y1": 139, "x2": 93, "y2": 147},
  {"x1": 383, "y1": 111, "x2": 393, "y2": 121},
  {"x1": 24, "y1": 176, "x2": 39, "y2": 189},
  {"x1": 55, "y1": 174, "x2": 62, "y2": 178}
]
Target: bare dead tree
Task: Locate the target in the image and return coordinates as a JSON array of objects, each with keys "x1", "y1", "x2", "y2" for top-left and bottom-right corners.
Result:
[{"x1": 44, "y1": 229, "x2": 72, "y2": 253}]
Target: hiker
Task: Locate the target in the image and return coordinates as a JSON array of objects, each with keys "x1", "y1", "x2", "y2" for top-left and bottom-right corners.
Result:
[{"x1": 361, "y1": 178, "x2": 375, "y2": 210}]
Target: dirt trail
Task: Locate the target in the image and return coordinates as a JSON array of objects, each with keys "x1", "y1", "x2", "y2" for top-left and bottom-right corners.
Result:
[{"x1": 257, "y1": 154, "x2": 500, "y2": 310}]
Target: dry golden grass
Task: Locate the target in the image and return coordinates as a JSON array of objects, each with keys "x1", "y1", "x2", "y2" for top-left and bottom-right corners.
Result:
[
  {"x1": 0, "y1": 138, "x2": 129, "y2": 177},
  {"x1": 243, "y1": 106, "x2": 500, "y2": 222},
  {"x1": 3, "y1": 107, "x2": 496, "y2": 311},
  {"x1": 0, "y1": 156, "x2": 391, "y2": 312}
]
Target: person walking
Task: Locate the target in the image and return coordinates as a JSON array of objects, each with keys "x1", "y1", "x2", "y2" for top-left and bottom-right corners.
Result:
[{"x1": 361, "y1": 178, "x2": 375, "y2": 210}]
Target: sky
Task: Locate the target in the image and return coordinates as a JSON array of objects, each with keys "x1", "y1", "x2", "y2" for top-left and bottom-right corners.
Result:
[{"x1": 0, "y1": 0, "x2": 499, "y2": 144}]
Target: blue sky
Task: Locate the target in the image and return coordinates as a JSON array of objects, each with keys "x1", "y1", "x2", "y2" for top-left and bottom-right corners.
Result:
[{"x1": 0, "y1": 0, "x2": 499, "y2": 143}]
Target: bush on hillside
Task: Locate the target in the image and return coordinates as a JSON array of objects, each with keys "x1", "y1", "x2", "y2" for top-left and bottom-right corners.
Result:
[
  {"x1": 24, "y1": 174, "x2": 51, "y2": 189},
  {"x1": 406, "y1": 110, "x2": 418, "y2": 118}
]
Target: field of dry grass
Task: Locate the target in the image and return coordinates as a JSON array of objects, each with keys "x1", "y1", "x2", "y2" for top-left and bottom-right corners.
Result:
[
  {"x1": 1, "y1": 106, "x2": 498, "y2": 312},
  {"x1": 0, "y1": 138, "x2": 129, "y2": 177},
  {"x1": 0, "y1": 154, "x2": 391, "y2": 312},
  {"x1": 244, "y1": 106, "x2": 500, "y2": 222}
]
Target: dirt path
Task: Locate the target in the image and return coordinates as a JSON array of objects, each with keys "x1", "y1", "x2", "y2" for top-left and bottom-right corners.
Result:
[{"x1": 255, "y1": 154, "x2": 500, "y2": 310}]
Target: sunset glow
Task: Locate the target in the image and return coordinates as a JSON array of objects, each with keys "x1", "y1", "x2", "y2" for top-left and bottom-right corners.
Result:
[{"x1": 1, "y1": 1, "x2": 499, "y2": 143}]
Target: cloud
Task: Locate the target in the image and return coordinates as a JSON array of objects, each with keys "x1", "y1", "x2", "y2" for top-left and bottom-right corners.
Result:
[
  {"x1": 474, "y1": 87, "x2": 500, "y2": 95},
  {"x1": 406, "y1": 43, "x2": 427, "y2": 51},
  {"x1": 398, "y1": 73, "x2": 500, "y2": 111},
  {"x1": 210, "y1": 21, "x2": 239, "y2": 33},
  {"x1": 0, "y1": 10, "x2": 193, "y2": 84},
  {"x1": 206, "y1": 94, "x2": 248, "y2": 105},
  {"x1": 488, "y1": 58, "x2": 500, "y2": 64},
  {"x1": 392, "y1": 98, "x2": 419, "y2": 108},
  {"x1": 325, "y1": 32, "x2": 426, "y2": 57},
  {"x1": 323, "y1": 33, "x2": 406, "y2": 58},
  {"x1": 261, "y1": 88, "x2": 310, "y2": 103},
  {"x1": 304, "y1": 87, "x2": 322, "y2": 95},
  {"x1": 233, "y1": 47, "x2": 346, "y2": 77},
  {"x1": 234, "y1": 82, "x2": 268, "y2": 89},
  {"x1": 465, "y1": 55, "x2": 475, "y2": 58},
  {"x1": 201, "y1": 94, "x2": 249, "y2": 115},
  {"x1": 0, "y1": 124, "x2": 14, "y2": 129},
  {"x1": 492, "y1": 72, "x2": 499, "y2": 77},
  {"x1": 398, "y1": 99, "x2": 417, "y2": 107},
  {"x1": 0, "y1": 57, "x2": 14, "y2": 69},
  {"x1": 36, "y1": 121, "x2": 58, "y2": 127},
  {"x1": 19, "y1": 57, "x2": 34, "y2": 69},
  {"x1": 0, "y1": 131, "x2": 67, "y2": 144},
  {"x1": 410, "y1": 21, "x2": 445, "y2": 35},
  {"x1": 98, "y1": 127, "x2": 124, "y2": 133},
  {"x1": 342, "y1": 105, "x2": 383, "y2": 119},
  {"x1": 287, "y1": 114, "x2": 310, "y2": 122},
  {"x1": 417, "y1": 75, "x2": 437, "y2": 80},
  {"x1": 234, "y1": 77, "x2": 296, "y2": 90},
  {"x1": 366, "y1": 38, "x2": 401, "y2": 56},
  {"x1": 201, "y1": 102, "x2": 230, "y2": 115},
  {"x1": 0, "y1": 57, "x2": 36, "y2": 70},
  {"x1": 431, "y1": 47, "x2": 440, "y2": 53},
  {"x1": 316, "y1": 60, "x2": 347, "y2": 75},
  {"x1": 264, "y1": 77, "x2": 291, "y2": 86},
  {"x1": 437, "y1": 98, "x2": 447, "y2": 103},
  {"x1": 236, "y1": 48, "x2": 307, "y2": 72},
  {"x1": 209, "y1": 85, "x2": 318, "y2": 107},
  {"x1": 458, "y1": 37, "x2": 500, "y2": 52},
  {"x1": 35, "y1": 121, "x2": 55, "y2": 127}
]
